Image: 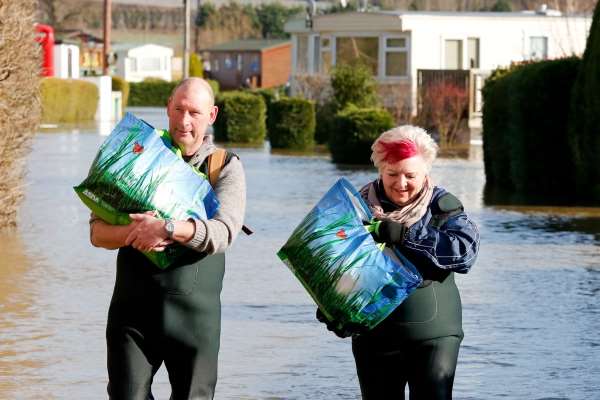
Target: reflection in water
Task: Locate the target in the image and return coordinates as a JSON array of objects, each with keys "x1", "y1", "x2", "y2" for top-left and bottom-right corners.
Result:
[
  {"x1": 0, "y1": 234, "x2": 43, "y2": 397},
  {"x1": 3, "y1": 110, "x2": 599, "y2": 399}
]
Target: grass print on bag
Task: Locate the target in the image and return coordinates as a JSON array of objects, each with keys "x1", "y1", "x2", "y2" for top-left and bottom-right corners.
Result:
[
  {"x1": 278, "y1": 178, "x2": 422, "y2": 332},
  {"x1": 74, "y1": 112, "x2": 219, "y2": 269}
]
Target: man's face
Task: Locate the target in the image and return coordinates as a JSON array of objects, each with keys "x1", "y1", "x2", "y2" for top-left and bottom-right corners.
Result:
[{"x1": 166, "y1": 84, "x2": 218, "y2": 156}]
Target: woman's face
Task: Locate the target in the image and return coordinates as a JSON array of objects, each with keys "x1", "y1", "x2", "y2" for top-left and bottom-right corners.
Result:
[{"x1": 380, "y1": 155, "x2": 428, "y2": 206}]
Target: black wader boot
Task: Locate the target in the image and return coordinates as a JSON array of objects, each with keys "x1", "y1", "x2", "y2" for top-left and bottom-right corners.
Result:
[{"x1": 106, "y1": 247, "x2": 225, "y2": 400}]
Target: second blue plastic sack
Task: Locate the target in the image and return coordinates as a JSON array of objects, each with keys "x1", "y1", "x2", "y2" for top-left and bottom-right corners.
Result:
[{"x1": 277, "y1": 178, "x2": 422, "y2": 331}]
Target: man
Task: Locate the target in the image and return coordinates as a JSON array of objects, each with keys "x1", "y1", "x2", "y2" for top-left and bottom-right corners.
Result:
[{"x1": 90, "y1": 78, "x2": 246, "y2": 400}]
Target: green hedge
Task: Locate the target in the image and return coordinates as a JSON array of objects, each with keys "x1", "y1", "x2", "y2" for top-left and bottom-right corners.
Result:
[
  {"x1": 329, "y1": 106, "x2": 394, "y2": 164},
  {"x1": 128, "y1": 78, "x2": 178, "y2": 107},
  {"x1": 214, "y1": 91, "x2": 266, "y2": 144},
  {"x1": 111, "y1": 75, "x2": 129, "y2": 111},
  {"x1": 315, "y1": 100, "x2": 337, "y2": 145},
  {"x1": 569, "y1": 1, "x2": 600, "y2": 202},
  {"x1": 190, "y1": 53, "x2": 203, "y2": 77},
  {"x1": 207, "y1": 79, "x2": 220, "y2": 97},
  {"x1": 128, "y1": 78, "x2": 219, "y2": 107},
  {"x1": 41, "y1": 78, "x2": 98, "y2": 123},
  {"x1": 482, "y1": 58, "x2": 580, "y2": 200},
  {"x1": 267, "y1": 97, "x2": 315, "y2": 150},
  {"x1": 481, "y1": 69, "x2": 516, "y2": 190}
]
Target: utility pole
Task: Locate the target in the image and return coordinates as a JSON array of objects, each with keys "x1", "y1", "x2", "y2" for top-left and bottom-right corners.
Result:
[
  {"x1": 183, "y1": 0, "x2": 191, "y2": 79},
  {"x1": 103, "y1": 0, "x2": 111, "y2": 75}
]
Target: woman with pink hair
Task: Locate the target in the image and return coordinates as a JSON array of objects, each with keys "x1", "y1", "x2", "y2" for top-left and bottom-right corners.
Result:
[{"x1": 320, "y1": 125, "x2": 480, "y2": 399}]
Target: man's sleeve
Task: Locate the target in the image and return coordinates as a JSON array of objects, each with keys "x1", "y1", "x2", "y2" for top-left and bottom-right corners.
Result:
[{"x1": 185, "y1": 156, "x2": 246, "y2": 254}]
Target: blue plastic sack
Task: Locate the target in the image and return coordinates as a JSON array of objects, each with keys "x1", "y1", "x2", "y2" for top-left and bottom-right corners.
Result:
[
  {"x1": 277, "y1": 178, "x2": 422, "y2": 331},
  {"x1": 74, "y1": 112, "x2": 219, "y2": 268}
]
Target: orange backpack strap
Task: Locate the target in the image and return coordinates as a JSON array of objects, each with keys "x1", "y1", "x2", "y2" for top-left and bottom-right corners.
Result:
[
  {"x1": 207, "y1": 148, "x2": 227, "y2": 187},
  {"x1": 207, "y1": 148, "x2": 253, "y2": 236}
]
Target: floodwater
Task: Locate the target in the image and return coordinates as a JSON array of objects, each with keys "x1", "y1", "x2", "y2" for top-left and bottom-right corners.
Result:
[{"x1": 1, "y1": 107, "x2": 599, "y2": 399}]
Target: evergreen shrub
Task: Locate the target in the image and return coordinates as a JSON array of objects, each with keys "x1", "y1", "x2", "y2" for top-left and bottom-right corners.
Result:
[
  {"x1": 329, "y1": 106, "x2": 394, "y2": 164},
  {"x1": 481, "y1": 68, "x2": 516, "y2": 190},
  {"x1": 129, "y1": 78, "x2": 178, "y2": 107},
  {"x1": 482, "y1": 58, "x2": 580, "y2": 199},
  {"x1": 207, "y1": 79, "x2": 220, "y2": 96},
  {"x1": 315, "y1": 63, "x2": 380, "y2": 146},
  {"x1": 508, "y1": 58, "x2": 579, "y2": 196},
  {"x1": 569, "y1": 1, "x2": 600, "y2": 201},
  {"x1": 330, "y1": 64, "x2": 379, "y2": 109},
  {"x1": 214, "y1": 91, "x2": 266, "y2": 144},
  {"x1": 190, "y1": 53, "x2": 203, "y2": 77},
  {"x1": 41, "y1": 78, "x2": 98, "y2": 123},
  {"x1": 267, "y1": 97, "x2": 315, "y2": 150},
  {"x1": 111, "y1": 75, "x2": 129, "y2": 111}
]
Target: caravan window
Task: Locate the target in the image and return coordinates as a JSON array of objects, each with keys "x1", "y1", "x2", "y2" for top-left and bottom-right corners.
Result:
[
  {"x1": 383, "y1": 35, "x2": 409, "y2": 78},
  {"x1": 336, "y1": 37, "x2": 378, "y2": 75},
  {"x1": 529, "y1": 36, "x2": 548, "y2": 60}
]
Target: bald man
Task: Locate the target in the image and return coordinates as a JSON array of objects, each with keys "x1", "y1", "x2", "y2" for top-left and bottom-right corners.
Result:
[{"x1": 90, "y1": 78, "x2": 246, "y2": 400}]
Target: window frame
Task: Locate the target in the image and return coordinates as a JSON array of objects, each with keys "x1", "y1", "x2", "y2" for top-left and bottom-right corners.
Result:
[
  {"x1": 529, "y1": 36, "x2": 548, "y2": 60},
  {"x1": 311, "y1": 32, "x2": 410, "y2": 80},
  {"x1": 381, "y1": 33, "x2": 410, "y2": 79}
]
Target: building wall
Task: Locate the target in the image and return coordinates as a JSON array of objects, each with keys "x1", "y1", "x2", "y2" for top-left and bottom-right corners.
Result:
[
  {"x1": 208, "y1": 51, "x2": 260, "y2": 89},
  {"x1": 208, "y1": 45, "x2": 290, "y2": 89},
  {"x1": 115, "y1": 45, "x2": 173, "y2": 82},
  {"x1": 53, "y1": 44, "x2": 80, "y2": 79},
  {"x1": 289, "y1": 12, "x2": 591, "y2": 112},
  {"x1": 261, "y1": 44, "x2": 291, "y2": 88},
  {"x1": 404, "y1": 14, "x2": 590, "y2": 112}
]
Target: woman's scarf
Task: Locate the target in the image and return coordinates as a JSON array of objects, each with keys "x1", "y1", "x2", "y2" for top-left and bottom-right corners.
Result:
[{"x1": 362, "y1": 176, "x2": 434, "y2": 228}]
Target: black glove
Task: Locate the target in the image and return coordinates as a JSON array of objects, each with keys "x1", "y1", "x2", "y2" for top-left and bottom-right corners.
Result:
[
  {"x1": 373, "y1": 220, "x2": 407, "y2": 245},
  {"x1": 316, "y1": 308, "x2": 367, "y2": 338}
]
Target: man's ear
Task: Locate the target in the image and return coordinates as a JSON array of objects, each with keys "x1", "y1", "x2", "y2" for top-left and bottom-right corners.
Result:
[
  {"x1": 208, "y1": 105, "x2": 219, "y2": 124},
  {"x1": 166, "y1": 96, "x2": 173, "y2": 116}
]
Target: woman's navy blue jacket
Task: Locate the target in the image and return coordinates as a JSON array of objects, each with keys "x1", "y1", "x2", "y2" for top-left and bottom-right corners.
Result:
[{"x1": 402, "y1": 186, "x2": 479, "y2": 274}]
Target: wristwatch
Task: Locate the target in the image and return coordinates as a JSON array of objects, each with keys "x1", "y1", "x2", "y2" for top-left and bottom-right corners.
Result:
[{"x1": 164, "y1": 219, "x2": 175, "y2": 239}]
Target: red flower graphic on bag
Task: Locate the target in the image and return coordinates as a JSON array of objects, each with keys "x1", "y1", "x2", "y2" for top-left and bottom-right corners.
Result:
[
  {"x1": 336, "y1": 229, "x2": 347, "y2": 240},
  {"x1": 132, "y1": 142, "x2": 144, "y2": 154}
]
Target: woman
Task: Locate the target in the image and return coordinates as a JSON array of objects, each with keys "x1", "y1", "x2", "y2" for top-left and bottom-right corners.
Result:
[{"x1": 320, "y1": 125, "x2": 479, "y2": 399}]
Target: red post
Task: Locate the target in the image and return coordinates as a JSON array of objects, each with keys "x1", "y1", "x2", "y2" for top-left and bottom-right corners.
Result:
[{"x1": 35, "y1": 24, "x2": 55, "y2": 77}]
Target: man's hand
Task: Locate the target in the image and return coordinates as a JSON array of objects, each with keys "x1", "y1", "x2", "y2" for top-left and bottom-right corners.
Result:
[{"x1": 125, "y1": 213, "x2": 171, "y2": 252}]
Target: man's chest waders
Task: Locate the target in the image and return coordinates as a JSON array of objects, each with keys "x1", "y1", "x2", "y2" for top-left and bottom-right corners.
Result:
[{"x1": 106, "y1": 247, "x2": 225, "y2": 400}]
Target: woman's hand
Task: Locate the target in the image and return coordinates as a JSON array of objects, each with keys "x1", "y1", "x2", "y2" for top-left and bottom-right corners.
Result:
[{"x1": 373, "y1": 220, "x2": 407, "y2": 245}]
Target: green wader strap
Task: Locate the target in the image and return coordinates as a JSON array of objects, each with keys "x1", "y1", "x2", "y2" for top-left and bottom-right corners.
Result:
[{"x1": 158, "y1": 129, "x2": 208, "y2": 180}]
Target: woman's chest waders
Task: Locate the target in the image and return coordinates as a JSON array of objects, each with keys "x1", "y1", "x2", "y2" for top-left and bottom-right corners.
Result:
[
  {"x1": 363, "y1": 272, "x2": 463, "y2": 342},
  {"x1": 106, "y1": 247, "x2": 225, "y2": 400}
]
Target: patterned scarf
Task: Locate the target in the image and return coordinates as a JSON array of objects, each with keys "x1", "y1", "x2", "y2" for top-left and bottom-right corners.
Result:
[{"x1": 361, "y1": 176, "x2": 434, "y2": 228}]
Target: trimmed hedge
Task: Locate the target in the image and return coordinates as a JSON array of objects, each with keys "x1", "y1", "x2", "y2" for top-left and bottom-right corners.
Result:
[
  {"x1": 41, "y1": 78, "x2": 98, "y2": 123},
  {"x1": 128, "y1": 78, "x2": 178, "y2": 107},
  {"x1": 315, "y1": 100, "x2": 337, "y2": 144},
  {"x1": 190, "y1": 53, "x2": 203, "y2": 77},
  {"x1": 481, "y1": 68, "x2": 516, "y2": 190},
  {"x1": 482, "y1": 58, "x2": 580, "y2": 200},
  {"x1": 252, "y1": 88, "x2": 279, "y2": 109},
  {"x1": 569, "y1": 1, "x2": 600, "y2": 202},
  {"x1": 329, "y1": 106, "x2": 394, "y2": 164},
  {"x1": 111, "y1": 75, "x2": 129, "y2": 111},
  {"x1": 128, "y1": 78, "x2": 219, "y2": 107},
  {"x1": 214, "y1": 91, "x2": 266, "y2": 144},
  {"x1": 207, "y1": 79, "x2": 220, "y2": 97},
  {"x1": 267, "y1": 97, "x2": 315, "y2": 150}
]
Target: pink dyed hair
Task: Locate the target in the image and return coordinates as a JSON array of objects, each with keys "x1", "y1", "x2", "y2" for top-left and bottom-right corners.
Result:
[{"x1": 371, "y1": 125, "x2": 438, "y2": 171}]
